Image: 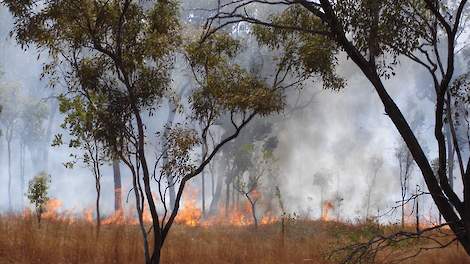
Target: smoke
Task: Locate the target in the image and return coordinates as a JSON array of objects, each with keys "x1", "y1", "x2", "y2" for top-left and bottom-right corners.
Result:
[{"x1": 0, "y1": 2, "x2": 466, "y2": 226}]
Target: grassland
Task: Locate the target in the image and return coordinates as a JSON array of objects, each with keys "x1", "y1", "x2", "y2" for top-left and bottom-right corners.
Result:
[{"x1": 0, "y1": 214, "x2": 469, "y2": 264}]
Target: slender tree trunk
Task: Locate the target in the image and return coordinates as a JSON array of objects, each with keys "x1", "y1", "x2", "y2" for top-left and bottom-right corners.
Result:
[
  {"x1": 20, "y1": 140, "x2": 25, "y2": 208},
  {"x1": 7, "y1": 135, "x2": 12, "y2": 211},
  {"x1": 211, "y1": 166, "x2": 215, "y2": 197},
  {"x1": 209, "y1": 168, "x2": 224, "y2": 215},
  {"x1": 416, "y1": 186, "x2": 420, "y2": 233},
  {"x1": 96, "y1": 182, "x2": 101, "y2": 236},
  {"x1": 113, "y1": 159, "x2": 122, "y2": 212},
  {"x1": 445, "y1": 117, "x2": 454, "y2": 189},
  {"x1": 225, "y1": 181, "x2": 230, "y2": 217},
  {"x1": 202, "y1": 170, "x2": 206, "y2": 216},
  {"x1": 401, "y1": 199, "x2": 405, "y2": 228},
  {"x1": 128, "y1": 163, "x2": 150, "y2": 263},
  {"x1": 248, "y1": 196, "x2": 258, "y2": 229}
]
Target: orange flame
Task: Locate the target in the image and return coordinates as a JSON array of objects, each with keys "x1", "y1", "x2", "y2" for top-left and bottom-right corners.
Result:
[
  {"x1": 22, "y1": 186, "x2": 279, "y2": 227},
  {"x1": 321, "y1": 201, "x2": 334, "y2": 221},
  {"x1": 43, "y1": 199, "x2": 63, "y2": 220}
]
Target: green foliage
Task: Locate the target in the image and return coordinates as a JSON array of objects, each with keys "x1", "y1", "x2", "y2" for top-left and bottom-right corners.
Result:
[
  {"x1": 4, "y1": 0, "x2": 182, "y2": 157},
  {"x1": 335, "y1": 0, "x2": 427, "y2": 54},
  {"x1": 26, "y1": 172, "x2": 51, "y2": 223},
  {"x1": 252, "y1": 5, "x2": 344, "y2": 90},
  {"x1": 0, "y1": 82, "x2": 48, "y2": 143},
  {"x1": 187, "y1": 33, "x2": 284, "y2": 120},
  {"x1": 163, "y1": 126, "x2": 200, "y2": 177}
]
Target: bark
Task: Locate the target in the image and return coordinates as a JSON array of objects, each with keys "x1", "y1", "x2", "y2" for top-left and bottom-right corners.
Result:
[{"x1": 113, "y1": 159, "x2": 122, "y2": 212}]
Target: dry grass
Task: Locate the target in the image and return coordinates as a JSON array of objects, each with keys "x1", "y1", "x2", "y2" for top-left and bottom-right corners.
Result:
[{"x1": 0, "y1": 214, "x2": 469, "y2": 264}]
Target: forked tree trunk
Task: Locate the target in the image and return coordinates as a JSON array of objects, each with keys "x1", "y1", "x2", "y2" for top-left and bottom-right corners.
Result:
[{"x1": 247, "y1": 196, "x2": 258, "y2": 229}]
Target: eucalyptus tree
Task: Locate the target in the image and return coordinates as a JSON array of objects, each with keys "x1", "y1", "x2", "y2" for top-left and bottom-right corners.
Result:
[
  {"x1": 395, "y1": 138, "x2": 415, "y2": 228},
  {"x1": 19, "y1": 97, "x2": 48, "y2": 207},
  {"x1": 0, "y1": 82, "x2": 22, "y2": 210},
  {"x1": 208, "y1": 0, "x2": 470, "y2": 253},
  {"x1": 26, "y1": 172, "x2": 51, "y2": 227},
  {"x1": 3, "y1": 1, "x2": 323, "y2": 263},
  {"x1": 53, "y1": 94, "x2": 108, "y2": 234}
]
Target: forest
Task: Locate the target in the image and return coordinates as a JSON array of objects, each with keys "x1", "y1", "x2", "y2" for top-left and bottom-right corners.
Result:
[{"x1": 0, "y1": 0, "x2": 470, "y2": 263}]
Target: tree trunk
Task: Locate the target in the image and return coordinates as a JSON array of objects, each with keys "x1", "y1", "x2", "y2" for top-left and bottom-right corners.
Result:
[
  {"x1": 201, "y1": 170, "x2": 206, "y2": 216},
  {"x1": 96, "y1": 182, "x2": 101, "y2": 236},
  {"x1": 445, "y1": 118, "x2": 454, "y2": 189},
  {"x1": 20, "y1": 140, "x2": 25, "y2": 208},
  {"x1": 150, "y1": 246, "x2": 162, "y2": 264},
  {"x1": 209, "y1": 168, "x2": 224, "y2": 215},
  {"x1": 162, "y1": 105, "x2": 177, "y2": 209},
  {"x1": 249, "y1": 197, "x2": 258, "y2": 229},
  {"x1": 416, "y1": 186, "x2": 420, "y2": 233},
  {"x1": 225, "y1": 181, "x2": 230, "y2": 217},
  {"x1": 113, "y1": 159, "x2": 122, "y2": 212},
  {"x1": 7, "y1": 135, "x2": 12, "y2": 211},
  {"x1": 401, "y1": 199, "x2": 405, "y2": 228}
]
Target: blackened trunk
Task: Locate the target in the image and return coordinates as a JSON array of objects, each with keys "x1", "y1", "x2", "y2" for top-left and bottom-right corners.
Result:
[
  {"x1": 150, "y1": 247, "x2": 161, "y2": 264},
  {"x1": 249, "y1": 199, "x2": 258, "y2": 229},
  {"x1": 96, "y1": 183, "x2": 101, "y2": 236}
]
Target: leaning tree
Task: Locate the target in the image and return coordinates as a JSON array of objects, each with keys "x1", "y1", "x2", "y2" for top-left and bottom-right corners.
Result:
[{"x1": 206, "y1": 0, "x2": 470, "y2": 256}]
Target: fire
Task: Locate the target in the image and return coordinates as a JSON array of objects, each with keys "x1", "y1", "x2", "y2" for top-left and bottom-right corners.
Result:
[
  {"x1": 21, "y1": 187, "x2": 279, "y2": 228},
  {"x1": 321, "y1": 201, "x2": 334, "y2": 221},
  {"x1": 175, "y1": 187, "x2": 278, "y2": 227},
  {"x1": 84, "y1": 208, "x2": 94, "y2": 223},
  {"x1": 101, "y1": 210, "x2": 125, "y2": 225},
  {"x1": 175, "y1": 188, "x2": 202, "y2": 226},
  {"x1": 43, "y1": 198, "x2": 63, "y2": 220}
]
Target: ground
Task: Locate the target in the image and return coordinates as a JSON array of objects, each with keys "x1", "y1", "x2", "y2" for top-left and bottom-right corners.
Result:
[{"x1": 0, "y1": 214, "x2": 469, "y2": 264}]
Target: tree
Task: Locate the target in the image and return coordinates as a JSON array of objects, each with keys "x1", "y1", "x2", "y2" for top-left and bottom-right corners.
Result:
[
  {"x1": 18, "y1": 96, "x2": 49, "y2": 208},
  {"x1": 233, "y1": 142, "x2": 276, "y2": 228},
  {"x1": 0, "y1": 82, "x2": 22, "y2": 211},
  {"x1": 53, "y1": 94, "x2": 108, "y2": 235},
  {"x1": 5, "y1": 1, "x2": 314, "y2": 263},
  {"x1": 234, "y1": 165, "x2": 262, "y2": 228},
  {"x1": 395, "y1": 138, "x2": 415, "y2": 228},
  {"x1": 364, "y1": 156, "x2": 383, "y2": 220},
  {"x1": 209, "y1": 0, "x2": 470, "y2": 254},
  {"x1": 112, "y1": 159, "x2": 122, "y2": 212},
  {"x1": 26, "y1": 172, "x2": 51, "y2": 227}
]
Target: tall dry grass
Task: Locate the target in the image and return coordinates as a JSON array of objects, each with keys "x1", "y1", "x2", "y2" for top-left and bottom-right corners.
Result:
[{"x1": 0, "y1": 214, "x2": 469, "y2": 264}]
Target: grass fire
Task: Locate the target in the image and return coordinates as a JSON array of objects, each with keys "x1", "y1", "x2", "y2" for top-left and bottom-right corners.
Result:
[{"x1": 1, "y1": 0, "x2": 470, "y2": 263}]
